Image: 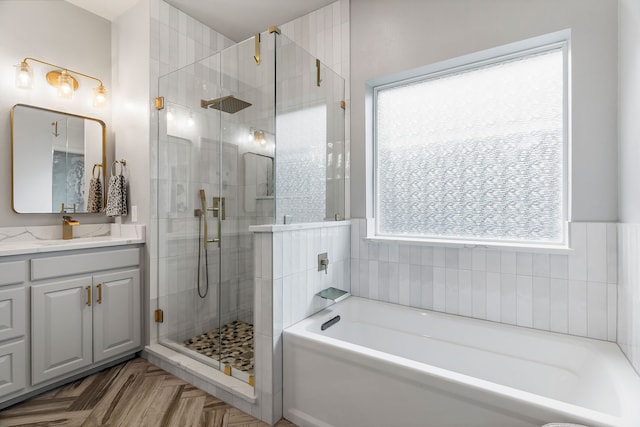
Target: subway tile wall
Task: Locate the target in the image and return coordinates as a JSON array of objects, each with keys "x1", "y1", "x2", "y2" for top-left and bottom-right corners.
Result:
[
  {"x1": 253, "y1": 232, "x2": 276, "y2": 423},
  {"x1": 618, "y1": 223, "x2": 640, "y2": 373},
  {"x1": 280, "y1": 0, "x2": 350, "y2": 81},
  {"x1": 147, "y1": 1, "x2": 271, "y2": 422},
  {"x1": 351, "y1": 219, "x2": 617, "y2": 342},
  {"x1": 254, "y1": 222, "x2": 351, "y2": 424},
  {"x1": 149, "y1": 0, "x2": 235, "y2": 345},
  {"x1": 267, "y1": 224, "x2": 351, "y2": 328},
  {"x1": 150, "y1": 0, "x2": 350, "y2": 344},
  {"x1": 279, "y1": 0, "x2": 351, "y2": 219}
]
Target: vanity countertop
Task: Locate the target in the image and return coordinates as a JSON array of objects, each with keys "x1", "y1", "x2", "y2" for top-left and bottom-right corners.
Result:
[{"x1": 0, "y1": 224, "x2": 145, "y2": 257}]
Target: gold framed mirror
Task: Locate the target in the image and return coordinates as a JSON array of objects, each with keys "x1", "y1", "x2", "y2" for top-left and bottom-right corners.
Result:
[{"x1": 10, "y1": 104, "x2": 106, "y2": 214}]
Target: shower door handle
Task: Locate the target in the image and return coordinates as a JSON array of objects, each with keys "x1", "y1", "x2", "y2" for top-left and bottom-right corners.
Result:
[
  {"x1": 201, "y1": 192, "x2": 222, "y2": 248},
  {"x1": 207, "y1": 218, "x2": 221, "y2": 248}
]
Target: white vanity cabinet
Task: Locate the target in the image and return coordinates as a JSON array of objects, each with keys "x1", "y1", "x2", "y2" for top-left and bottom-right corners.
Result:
[
  {"x1": 30, "y1": 248, "x2": 141, "y2": 386},
  {"x1": 0, "y1": 243, "x2": 143, "y2": 409},
  {"x1": 0, "y1": 261, "x2": 27, "y2": 400}
]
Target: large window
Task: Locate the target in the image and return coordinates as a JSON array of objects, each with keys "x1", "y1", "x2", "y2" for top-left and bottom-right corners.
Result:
[{"x1": 374, "y1": 42, "x2": 567, "y2": 246}]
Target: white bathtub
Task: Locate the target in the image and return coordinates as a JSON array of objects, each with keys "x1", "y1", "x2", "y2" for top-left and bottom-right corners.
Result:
[{"x1": 283, "y1": 297, "x2": 640, "y2": 427}]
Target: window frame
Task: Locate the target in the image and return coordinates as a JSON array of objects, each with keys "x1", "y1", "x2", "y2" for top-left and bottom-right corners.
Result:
[{"x1": 370, "y1": 33, "x2": 571, "y2": 249}]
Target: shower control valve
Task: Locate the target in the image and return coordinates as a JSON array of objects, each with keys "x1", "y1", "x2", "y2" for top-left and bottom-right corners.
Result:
[
  {"x1": 210, "y1": 197, "x2": 225, "y2": 220},
  {"x1": 318, "y1": 253, "x2": 329, "y2": 274}
]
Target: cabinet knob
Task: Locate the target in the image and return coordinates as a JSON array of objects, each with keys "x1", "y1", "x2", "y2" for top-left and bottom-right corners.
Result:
[
  {"x1": 97, "y1": 283, "x2": 103, "y2": 304},
  {"x1": 86, "y1": 285, "x2": 91, "y2": 306}
]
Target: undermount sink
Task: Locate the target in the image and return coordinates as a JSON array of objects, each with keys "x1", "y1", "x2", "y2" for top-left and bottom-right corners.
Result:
[
  {"x1": 2, "y1": 235, "x2": 113, "y2": 249},
  {"x1": 32, "y1": 236, "x2": 112, "y2": 246},
  {"x1": 30, "y1": 240, "x2": 70, "y2": 246},
  {"x1": 0, "y1": 224, "x2": 145, "y2": 256}
]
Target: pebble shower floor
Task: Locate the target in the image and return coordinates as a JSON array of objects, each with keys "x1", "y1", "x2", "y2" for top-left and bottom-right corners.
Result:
[{"x1": 182, "y1": 320, "x2": 255, "y2": 375}]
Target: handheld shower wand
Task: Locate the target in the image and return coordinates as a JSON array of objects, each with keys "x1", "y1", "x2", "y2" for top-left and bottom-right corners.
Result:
[
  {"x1": 197, "y1": 189, "x2": 210, "y2": 298},
  {"x1": 196, "y1": 188, "x2": 223, "y2": 299},
  {"x1": 199, "y1": 189, "x2": 208, "y2": 248}
]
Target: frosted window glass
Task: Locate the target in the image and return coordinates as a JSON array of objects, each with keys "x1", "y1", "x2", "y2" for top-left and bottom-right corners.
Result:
[{"x1": 375, "y1": 49, "x2": 565, "y2": 243}]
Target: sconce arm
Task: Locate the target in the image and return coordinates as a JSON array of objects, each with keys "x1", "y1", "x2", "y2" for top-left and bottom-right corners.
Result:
[{"x1": 22, "y1": 57, "x2": 104, "y2": 87}]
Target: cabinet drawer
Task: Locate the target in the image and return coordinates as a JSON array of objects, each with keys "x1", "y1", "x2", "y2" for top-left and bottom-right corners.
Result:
[
  {"x1": 0, "y1": 261, "x2": 25, "y2": 287},
  {"x1": 31, "y1": 248, "x2": 140, "y2": 281},
  {"x1": 0, "y1": 340, "x2": 26, "y2": 399},
  {"x1": 0, "y1": 287, "x2": 26, "y2": 341}
]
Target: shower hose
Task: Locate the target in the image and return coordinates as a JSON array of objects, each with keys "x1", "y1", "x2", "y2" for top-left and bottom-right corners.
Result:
[{"x1": 197, "y1": 212, "x2": 209, "y2": 298}]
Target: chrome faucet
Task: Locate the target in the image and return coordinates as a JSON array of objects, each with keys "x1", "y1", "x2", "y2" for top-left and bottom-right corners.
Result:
[{"x1": 62, "y1": 216, "x2": 79, "y2": 240}]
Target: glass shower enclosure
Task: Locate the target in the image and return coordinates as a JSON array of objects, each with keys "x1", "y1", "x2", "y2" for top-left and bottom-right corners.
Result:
[{"x1": 156, "y1": 30, "x2": 344, "y2": 384}]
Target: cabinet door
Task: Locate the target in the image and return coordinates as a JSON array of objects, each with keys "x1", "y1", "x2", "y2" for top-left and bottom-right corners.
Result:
[
  {"x1": 0, "y1": 340, "x2": 26, "y2": 399},
  {"x1": 93, "y1": 269, "x2": 141, "y2": 363},
  {"x1": 31, "y1": 277, "x2": 93, "y2": 385}
]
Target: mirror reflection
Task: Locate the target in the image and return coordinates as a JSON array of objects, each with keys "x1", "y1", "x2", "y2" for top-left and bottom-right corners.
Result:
[{"x1": 11, "y1": 104, "x2": 106, "y2": 214}]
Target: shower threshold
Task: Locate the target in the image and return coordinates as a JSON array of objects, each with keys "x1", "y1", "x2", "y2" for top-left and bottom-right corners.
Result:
[
  {"x1": 144, "y1": 344, "x2": 256, "y2": 403},
  {"x1": 158, "y1": 336, "x2": 253, "y2": 385}
]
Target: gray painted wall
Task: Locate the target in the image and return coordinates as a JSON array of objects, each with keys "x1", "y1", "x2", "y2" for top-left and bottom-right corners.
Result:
[
  {"x1": 619, "y1": 0, "x2": 640, "y2": 223},
  {"x1": 350, "y1": 0, "x2": 618, "y2": 222},
  {"x1": 0, "y1": 1, "x2": 113, "y2": 226}
]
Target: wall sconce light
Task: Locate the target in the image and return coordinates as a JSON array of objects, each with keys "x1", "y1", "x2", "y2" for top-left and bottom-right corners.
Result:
[
  {"x1": 52, "y1": 70, "x2": 77, "y2": 100},
  {"x1": 15, "y1": 61, "x2": 32, "y2": 89},
  {"x1": 248, "y1": 128, "x2": 266, "y2": 145},
  {"x1": 15, "y1": 57, "x2": 107, "y2": 108}
]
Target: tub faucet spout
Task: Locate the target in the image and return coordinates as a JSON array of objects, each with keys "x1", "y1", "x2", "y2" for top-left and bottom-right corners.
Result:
[{"x1": 316, "y1": 287, "x2": 350, "y2": 303}]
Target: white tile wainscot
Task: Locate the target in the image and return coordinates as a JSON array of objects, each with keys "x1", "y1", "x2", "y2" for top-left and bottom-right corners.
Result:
[
  {"x1": 618, "y1": 223, "x2": 640, "y2": 373},
  {"x1": 351, "y1": 219, "x2": 617, "y2": 342},
  {"x1": 251, "y1": 220, "x2": 351, "y2": 424}
]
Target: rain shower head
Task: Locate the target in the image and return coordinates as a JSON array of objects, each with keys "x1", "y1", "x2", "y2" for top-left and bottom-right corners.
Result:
[{"x1": 200, "y1": 95, "x2": 252, "y2": 114}]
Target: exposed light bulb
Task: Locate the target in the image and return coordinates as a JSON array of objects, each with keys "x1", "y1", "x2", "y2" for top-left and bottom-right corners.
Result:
[
  {"x1": 93, "y1": 84, "x2": 107, "y2": 108},
  {"x1": 254, "y1": 130, "x2": 266, "y2": 145},
  {"x1": 248, "y1": 128, "x2": 267, "y2": 144},
  {"x1": 57, "y1": 71, "x2": 74, "y2": 100},
  {"x1": 15, "y1": 61, "x2": 32, "y2": 89}
]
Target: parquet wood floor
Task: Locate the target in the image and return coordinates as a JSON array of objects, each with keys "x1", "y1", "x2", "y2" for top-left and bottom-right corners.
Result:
[{"x1": 0, "y1": 358, "x2": 297, "y2": 427}]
